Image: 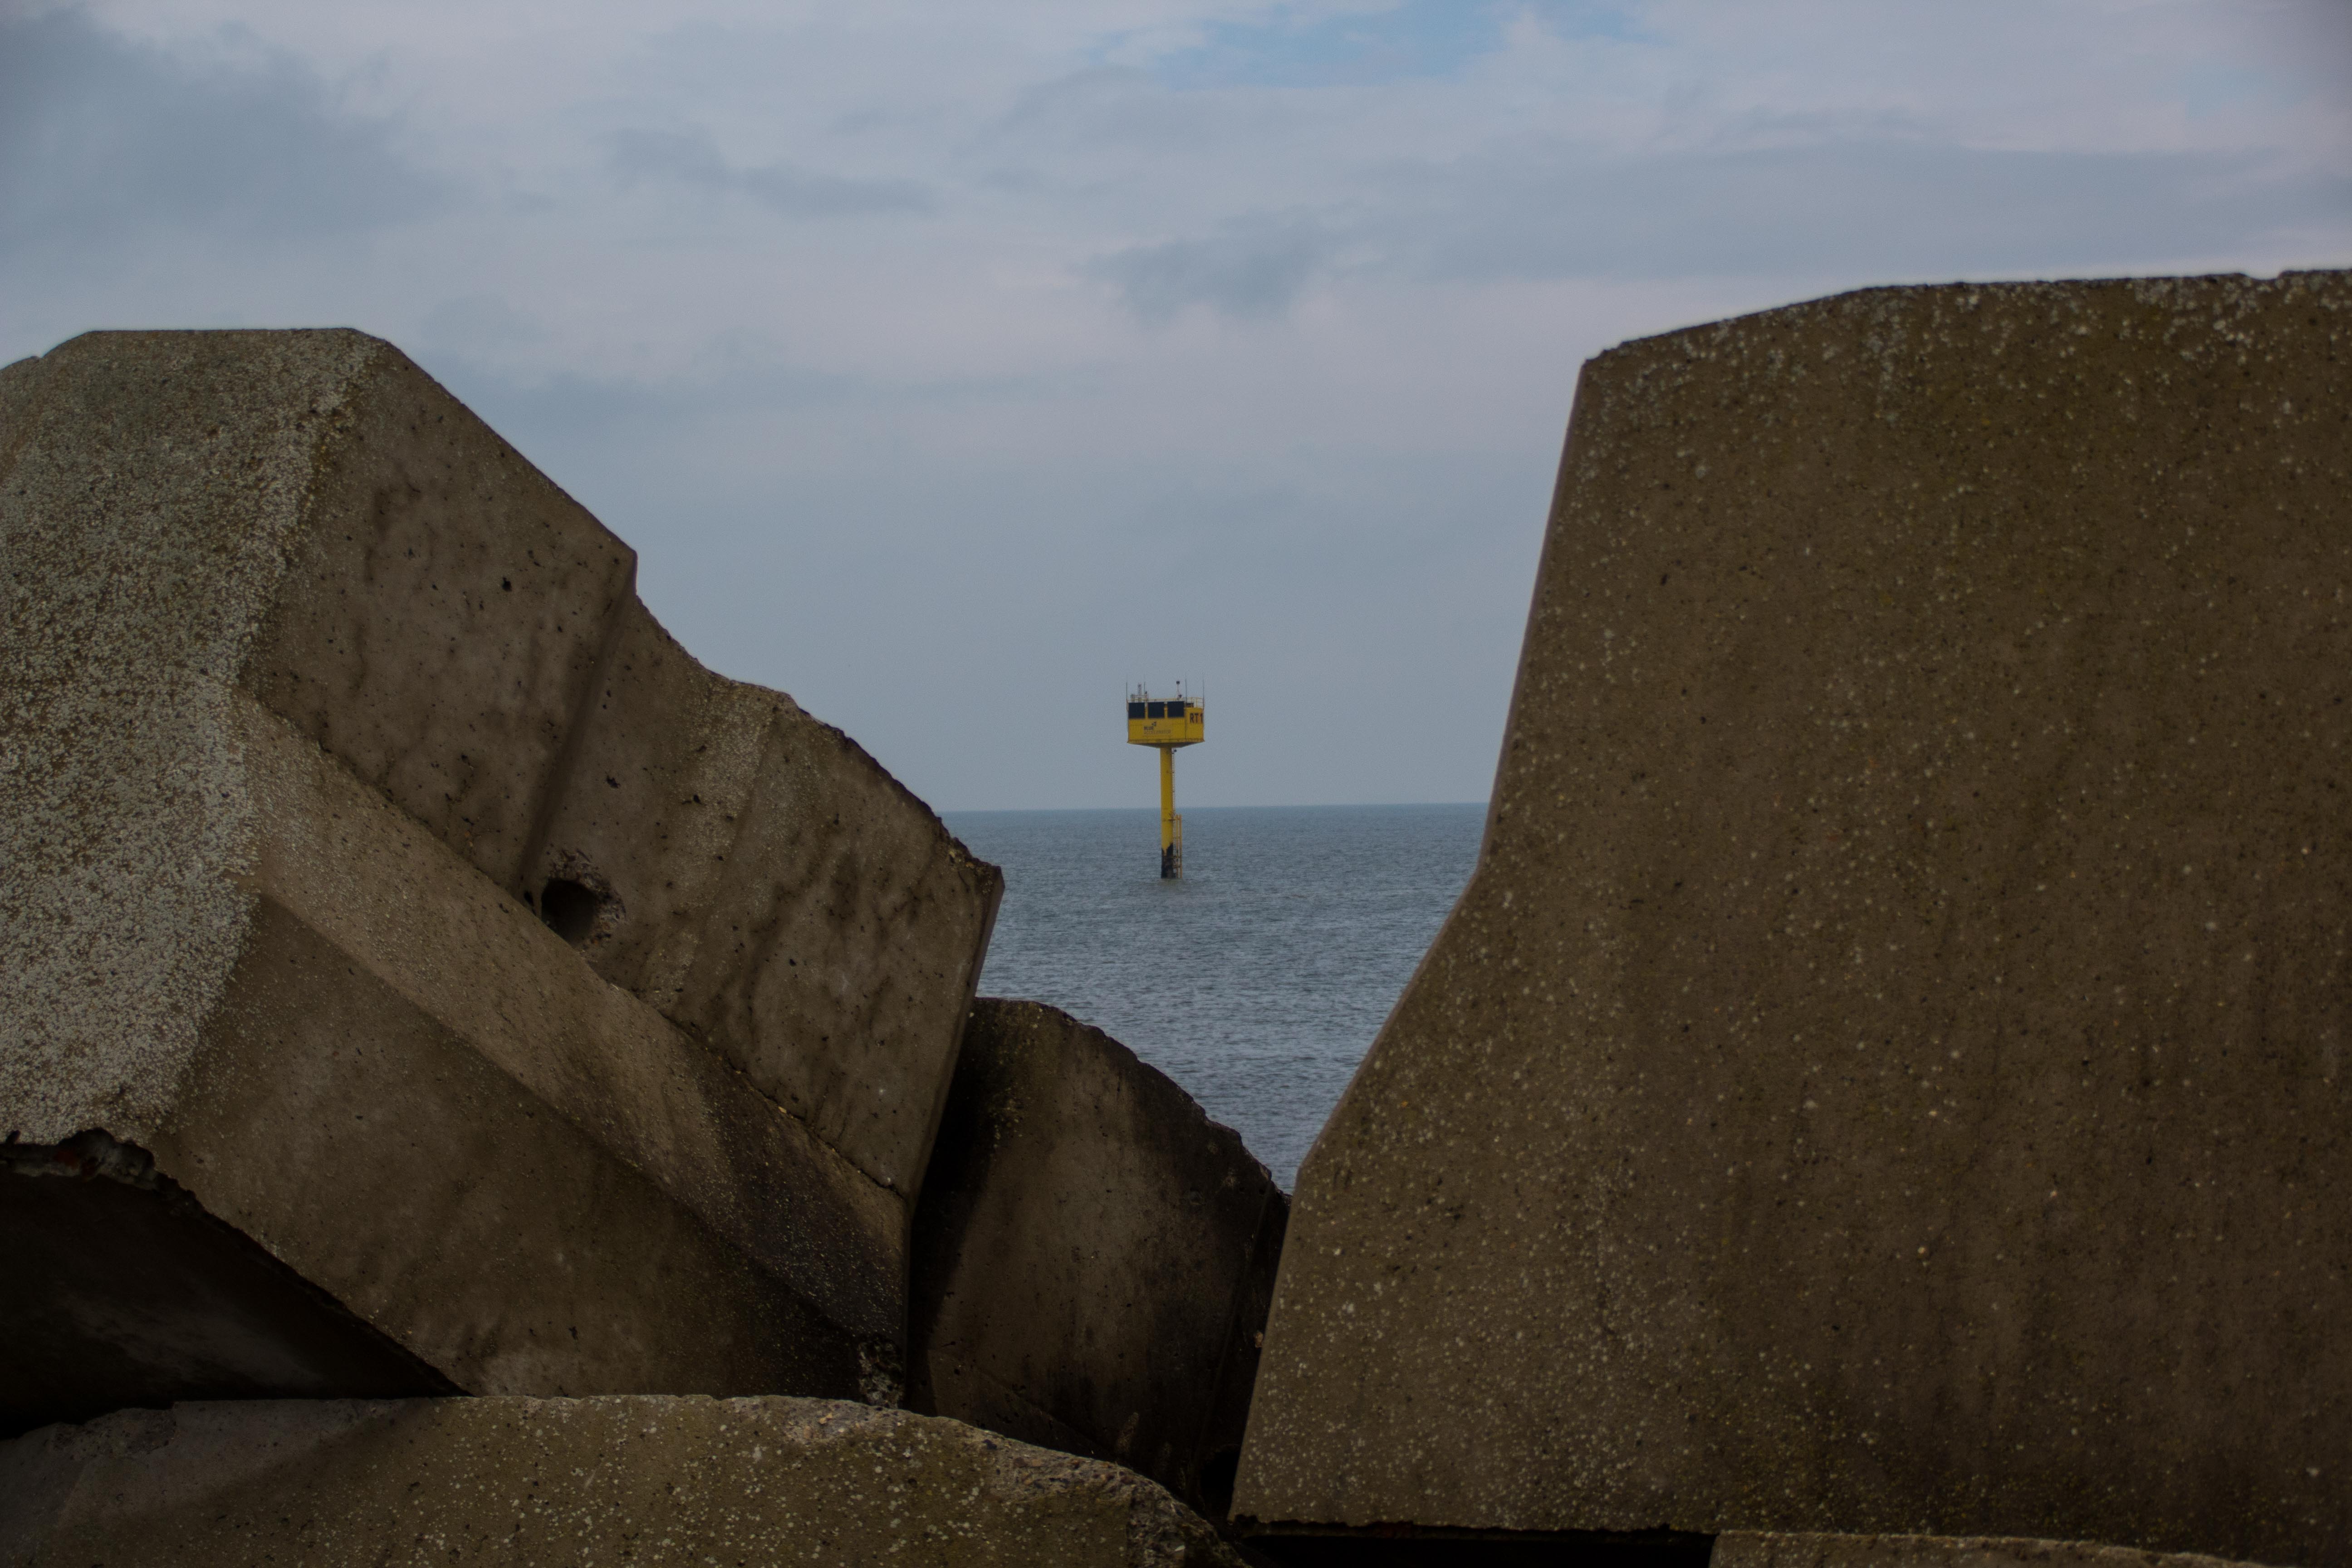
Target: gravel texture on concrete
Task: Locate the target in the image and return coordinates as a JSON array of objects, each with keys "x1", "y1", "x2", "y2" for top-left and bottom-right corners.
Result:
[
  {"x1": 1713, "y1": 1534, "x2": 2291, "y2": 1568},
  {"x1": 0, "y1": 1396, "x2": 1244, "y2": 1568},
  {"x1": 0, "y1": 329, "x2": 996, "y2": 1424},
  {"x1": 1235, "y1": 270, "x2": 2352, "y2": 1565}
]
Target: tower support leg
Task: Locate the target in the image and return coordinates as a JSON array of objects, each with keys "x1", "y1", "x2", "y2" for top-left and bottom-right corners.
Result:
[{"x1": 1158, "y1": 745, "x2": 1182, "y2": 879}]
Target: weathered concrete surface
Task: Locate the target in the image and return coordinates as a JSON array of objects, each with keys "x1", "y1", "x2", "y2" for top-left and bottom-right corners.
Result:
[
  {"x1": 0, "y1": 1396, "x2": 1247, "y2": 1567},
  {"x1": 1240, "y1": 1525, "x2": 1710, "y2": 1567},
  {"x1": 910, "y1": 1000, "x2": 1287, "y2": 1522},
  {"x1": 1234, "y1": 271, "x2": 2352, "y2": 1565},
  {"x1": 2, "y1": 330, "x2": 625, "y2": 1142},
  {"x1": 1713, "y1": 1536, "x2": 2286, "y2": 1568},
  {"x1": 2, "y1": 328, "x2": 996, "y2": 1205},
  {"x1": 531, "y1": 597, "x2": 1002, "y2": 1198},
  {"x1": 1233, "y1": 1533, "x2": 2275, "y2": 1568},
  {"x1": 7, "y1": 332, "x2": 633, "y2": 906},
  {"x1": 0, "y1": 693, "x2": 897, "y2": 1432},
  {"x1": 1, "y1": 329, "x2": 996, "y2": 1426}
]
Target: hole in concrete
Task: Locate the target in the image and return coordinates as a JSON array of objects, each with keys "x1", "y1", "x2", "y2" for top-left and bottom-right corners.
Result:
[{"x1": 539, "y1": 878, "x2": 601, "y2": 946}]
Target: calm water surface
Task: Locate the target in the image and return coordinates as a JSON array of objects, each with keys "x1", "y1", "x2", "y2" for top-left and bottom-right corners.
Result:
[{"x1": 940, "y1": 804, "x2": 1486, "y2": 1190}]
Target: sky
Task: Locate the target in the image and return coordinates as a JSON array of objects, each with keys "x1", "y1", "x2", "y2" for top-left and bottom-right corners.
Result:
[{"x1": 3, "y1": 1, "x2": 2347, "y2": 810}]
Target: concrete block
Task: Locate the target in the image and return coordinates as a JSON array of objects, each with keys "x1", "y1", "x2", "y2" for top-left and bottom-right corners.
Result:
[
  {"x1": 0, "y1": 329, "x2": 632, "y2": 907},
  {"x1": 1233, "y1": 1532, "x2": 2264, "y2": 1568},
  {"x1": 1234, "y1": 271, "x2": 2352, "y2": 1565},
  {"x1": 1713, "y1": 1537, "x2": 2283, "y2": 1568},
  {"x1": 1, "y1": 695, "x2": 898, "y2": 1434},
  {"x1": 2, "y1": 328, "x2": 996, "y2": 1427},
  {"x1": 909, "y1": 999, "x2": 1287, "y2": 1522},
  {"x1": 0, "y1": 1396, "x2": 1247, "y2": 1567},
  {"x1": 528, "y1": 598, "x2": 1001, "y2": 1197},
  {"x1": 3, "y1": 329, "x2": 629, "y2": 1142},
  {"x1": 3, "y1": 328, "x2": 995, "y2": 1203}
]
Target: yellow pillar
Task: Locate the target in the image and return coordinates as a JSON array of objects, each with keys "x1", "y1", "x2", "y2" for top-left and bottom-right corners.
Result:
[{"x1": 1158, "y1": 744, "x2": 1182, "y2": 879}]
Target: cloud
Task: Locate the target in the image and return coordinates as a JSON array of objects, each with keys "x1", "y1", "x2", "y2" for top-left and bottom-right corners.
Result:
[
  {"x1": 1391, "y1": 139, "x2": 2352, "y2": 282},
  {"x1": 6, "y1": 0, "x2": 2346, "y2": 813},
  {"x1": 605, "y1": 127, "x2": 934, "y2": 218},
  {"x1": 1142, "y1": 0, "x2": 1508, "y2": 90},
  {"x1": 0, "y1": 6, "x2": 445, "y2": 258},
  {"x1": 1085, "y1": 137, "x2": 2349, "y2": 319},
  {"x1": 416, "y1": 294, "x2": 546, "y2": 353},
  {"x1": 1088, "y1": 214, "x2": 1336, "y2": 321}
]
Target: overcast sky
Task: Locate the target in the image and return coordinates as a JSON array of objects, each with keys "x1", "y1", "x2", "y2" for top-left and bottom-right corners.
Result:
[{"x1": 5, "y1": 1, "x2": 2347, "y2": 809}]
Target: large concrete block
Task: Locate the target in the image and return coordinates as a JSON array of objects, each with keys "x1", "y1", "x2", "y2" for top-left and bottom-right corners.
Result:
[
  {"x1": 1233, "y1": 1532, "x2": 2265, "y2": 1568},
  {"x1": 909, "y1": 1000, "x2": 1287, "y2": 1523},
  {"x1": 2, "y1": 328, "x2": 997, "y2": 1427},
  {"x1": 1, "y1": 693, "x2": 897, "y2": 1433},
  {"x1": 528, "y1": 597, "x2": 1002, "y2": 1197},
  {"x1": 2, "y1": 328, "x2": 631, "y2": 1148},
  {"x1": 1235, "y1": 271, "x2": 2352, "y2": 1564},
  {"x1": 1713, "y1": 1537, "x2": 2283, "y2": 1568},
  {"x1": 0, "y1": 1396, "x2": 1247, "y2": 1566},
  {"x1": 3, "y1": 328, "x2": 994, "y2": 1198}
]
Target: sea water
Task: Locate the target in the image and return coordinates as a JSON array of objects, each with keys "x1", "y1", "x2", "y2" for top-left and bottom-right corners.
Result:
[{"x1": 941, "y1": 804, "x2": 1486, "y2": 1191}]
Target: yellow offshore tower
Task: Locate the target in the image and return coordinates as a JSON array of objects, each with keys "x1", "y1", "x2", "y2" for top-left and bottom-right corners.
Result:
[{"x1": 1125, "y1": 684, "x2": 1204, "y2": 878}]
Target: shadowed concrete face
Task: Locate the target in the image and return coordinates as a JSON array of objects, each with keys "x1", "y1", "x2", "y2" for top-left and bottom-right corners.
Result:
[
  {"x1": 0, "y1": 1396, "x2": 1248, "y2": 1568},
  {"x1": 909, "y1": 1000, "x2": 1287, "y2": 1524},
  {"x1": 0, "y1": 1135, "x2": 459, "y2": 1436},
  {"x1": 0, "y1": 329, "x2": 996, "y2": 1429},
  {"x1": 1235, "y1": 270, "x2": 2352, "y2": 1564}
]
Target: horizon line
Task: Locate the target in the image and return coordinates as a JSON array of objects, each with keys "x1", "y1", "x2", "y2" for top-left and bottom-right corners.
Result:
[{"x1": 939, "y1": 799, "x2": 1491, "y2": 815}]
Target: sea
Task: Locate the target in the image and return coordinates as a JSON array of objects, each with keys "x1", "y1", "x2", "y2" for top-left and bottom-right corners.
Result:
[{"x1": 939, "y1": 804, "x2": 1487, "y2": 1191}]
